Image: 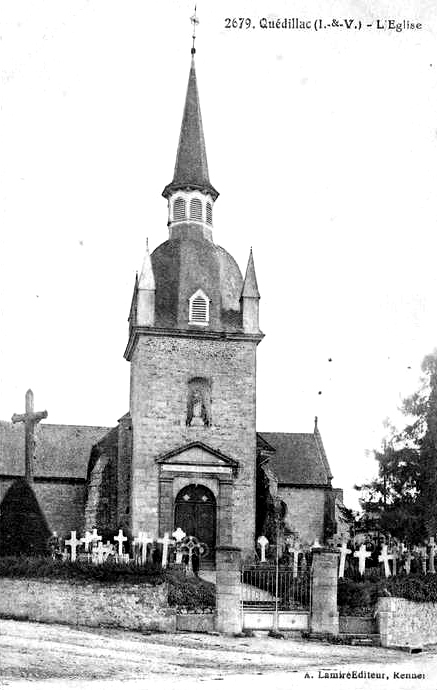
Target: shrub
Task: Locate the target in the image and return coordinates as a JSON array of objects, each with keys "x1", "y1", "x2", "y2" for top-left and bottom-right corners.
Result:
[
  {"x1": 338, "y1": 573, "x2": 437, "y2": 615},
  {"x1": 0, "y1": 556, "x2": 164, "y2": 585},
  {"x1": 166, "y1": 569, "x2": 215, "y2": 610}
]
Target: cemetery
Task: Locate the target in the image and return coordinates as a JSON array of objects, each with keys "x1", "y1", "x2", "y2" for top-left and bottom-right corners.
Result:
[{"x1": 0, "y1": 524, "x2": 436, "y2": 648}]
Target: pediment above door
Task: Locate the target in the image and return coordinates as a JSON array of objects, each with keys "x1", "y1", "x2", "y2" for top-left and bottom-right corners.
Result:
[{"x1": 155, "y1": 441, "x2": 238, "y2": 477}]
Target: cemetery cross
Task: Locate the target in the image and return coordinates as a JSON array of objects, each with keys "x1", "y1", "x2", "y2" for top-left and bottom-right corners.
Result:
[
  {"x1": 11, "y1": 389, "x2": 48, "y2": 481},
  {"x1": 338, "y1": 542, "x2": 352, "y2": 579},
  {"x1": 65, "y1": 530, "x2": 81, "y2": 562},
  {"x1": 257, "y1": 535, "x2": 269, "y2": 563},
  {"x1": 353, "y1": 543, "x2": 372, "y2": 576}
]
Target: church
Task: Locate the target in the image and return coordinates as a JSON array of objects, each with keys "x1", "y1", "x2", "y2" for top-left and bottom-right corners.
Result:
[{"x1": 0, "y1": 41, "x2": 347, "y2": 559}]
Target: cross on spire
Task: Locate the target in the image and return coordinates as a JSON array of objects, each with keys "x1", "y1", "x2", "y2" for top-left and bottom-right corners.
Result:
[
  {"x1": 190, "y1": 6, "x2": 199, "y2": 55},
  {"x1": 11, "y1": 389, "x2": 47, "y2": 481}
]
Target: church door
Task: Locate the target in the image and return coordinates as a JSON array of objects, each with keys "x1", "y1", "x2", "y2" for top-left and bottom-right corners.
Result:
[{"x1": 174, "y1": 484, "x2": 216, "y2": 558}]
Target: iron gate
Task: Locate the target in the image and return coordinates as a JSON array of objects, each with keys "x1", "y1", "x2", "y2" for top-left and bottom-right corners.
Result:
[{"x1": 241, "y1": 564, "x2": 311, "y2": 611}]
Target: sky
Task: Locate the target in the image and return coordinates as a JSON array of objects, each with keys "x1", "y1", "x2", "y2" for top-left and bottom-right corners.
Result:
[{"x1": 1, "y1": 1, "x2": 436, "y2": 510}]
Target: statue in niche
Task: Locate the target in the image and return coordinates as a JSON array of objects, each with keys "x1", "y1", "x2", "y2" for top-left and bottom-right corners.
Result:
[{"x1": 186, "y1": 379, "x2": 211, "y2": 427}]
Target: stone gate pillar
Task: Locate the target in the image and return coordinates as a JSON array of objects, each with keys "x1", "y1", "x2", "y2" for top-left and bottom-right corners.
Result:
[
  {"x1": 215, "y1": 545, "x2": 242, "y2": 635},
  {"x1": 310, "y1": 548, "x2": 339, "y2": 636}
]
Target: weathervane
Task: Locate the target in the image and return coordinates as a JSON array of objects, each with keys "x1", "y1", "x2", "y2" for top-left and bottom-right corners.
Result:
[{"x1": 190, "y1": 6, "x2": 199, "y2": 55}]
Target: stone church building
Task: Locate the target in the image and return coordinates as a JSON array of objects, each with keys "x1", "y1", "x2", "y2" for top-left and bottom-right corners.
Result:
[{"x1": 0, "y1": 49, "x2": 347, "y2": 558}]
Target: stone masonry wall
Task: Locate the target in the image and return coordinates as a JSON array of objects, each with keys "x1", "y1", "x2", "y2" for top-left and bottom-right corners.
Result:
[
  {"x1": 0, "y1": 578, "x2": 175, "y2": 633},
  {"x1": 33, "y1": 483, "x2": 86, "y2": 537},
  {"x1": 377, "y1": 597, "x2": 437, "y2": 648},
  {"x1": 117, "y1": 417, "x2": 132, "y2": 530},
  {"x1": 130, "y1": 335, "x2": 257, "y2": 554},
  {"x1": 278, "y1": 486, "x2": 326, "y2": 544}
]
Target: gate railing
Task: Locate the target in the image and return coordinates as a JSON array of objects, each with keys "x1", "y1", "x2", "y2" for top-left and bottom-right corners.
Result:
[{"x1": 241, "y1": 564, "x2": 311, "y2": 611}]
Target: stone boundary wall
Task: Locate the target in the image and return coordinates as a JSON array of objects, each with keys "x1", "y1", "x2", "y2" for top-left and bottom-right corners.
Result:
[
  {"x1": 176, "y1": 613, "x2": 215, "y2": 632},
  {"x1": 377, "y1": 596, "x2": 437, "y2": 648},
  {"x1": 0, "y1": 578, "x2": 176, "y2": 633}
]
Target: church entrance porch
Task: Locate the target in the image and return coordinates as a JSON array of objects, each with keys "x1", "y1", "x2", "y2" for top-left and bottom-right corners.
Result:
[{"x1": 174, "y1": 484, "x2": 216, "y2": 563}]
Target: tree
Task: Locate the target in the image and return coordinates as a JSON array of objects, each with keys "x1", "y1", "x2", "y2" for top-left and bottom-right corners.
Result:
[{"x1": 357, "y1": 349, "x2": 437, "y2": 543}]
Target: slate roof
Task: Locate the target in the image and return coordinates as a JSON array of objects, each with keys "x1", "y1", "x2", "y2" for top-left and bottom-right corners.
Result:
[
  {"x1": 162, "y1": 57, "x2": 218, "y2": 201},
  {"x1": 0, "y1": 421, "x2": 111, "y2": 479},
  {"x1": 257, "y1": 431, "x2": 333, "y2": 486}
]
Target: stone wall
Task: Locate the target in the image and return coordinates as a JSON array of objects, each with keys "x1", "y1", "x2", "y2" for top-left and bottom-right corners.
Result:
[
  {"x1": 278, "y1": 487, "x2": 326, "y2": 543},
  {"x1": 0, "y1": 578, "x2": 175, "y2": 633},
  {"x1": 377, "y1": 597, "x2": 437, "y2": 648},
  {"x1": 34, "y1": 482, "x2": 86, "y2": 536},
  {"x1": 130, "y1": 335, "x2": 257, "y2": 554}
]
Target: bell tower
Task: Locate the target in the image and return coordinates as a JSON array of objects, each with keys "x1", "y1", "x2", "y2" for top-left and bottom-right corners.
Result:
[{"x1": 124, "y1": 28, "x2": 264, "y2": 557}]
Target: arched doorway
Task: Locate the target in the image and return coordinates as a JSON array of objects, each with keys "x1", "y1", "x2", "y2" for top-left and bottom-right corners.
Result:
[{"x1": 174, "y1": 484, "x2": 216, "y2": 558}]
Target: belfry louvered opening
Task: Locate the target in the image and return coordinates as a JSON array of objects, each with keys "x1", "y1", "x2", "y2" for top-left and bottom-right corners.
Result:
[
  {"x1": 173, "y1": 197, "x2": 186, "y2": 221},
  {"x1": 190, "y1": 198, "x2": 203, "y2": 221},
  {"x1": 189, "y1": 290, "x2": 209, "y2": 325},
  {"x1": 206, "y1": 202, "x2": 213, "y2": 225}
]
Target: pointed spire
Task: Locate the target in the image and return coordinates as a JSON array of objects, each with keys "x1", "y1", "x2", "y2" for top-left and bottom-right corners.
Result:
[
  {"x1": 138, "y1": 238, "x2": 155, "y2": 290},
  {"x1": 162, "y1": 57, "x2": 218, "y2": 201},
  {"x1": 136, "y1": 239, "x2": 155, "y2": 327},
  {"x1": 242, "y1": 248, "x2": 260, "y2": 298}
]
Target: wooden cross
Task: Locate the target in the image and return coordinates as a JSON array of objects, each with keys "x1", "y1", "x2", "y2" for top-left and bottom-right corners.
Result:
[
  {"x1": 65, "y1": 530, "x2": 80, "y2": 562},
  {"x1": 81, "y1": 531, "x2": 94, "y2": 553},
  {"x1": 338, "y1": 542, "x2": 352, "y2": 578},
  {"x1": 172, "y1": 527, "x2": 186, "y2": 564},
  {"x1": 158, "y1": 532, "x2": 175, "y2": 569},
  {"x1": 11, "y1": 389, "x2": 48, "y2": 481},
  {"x1": 114, "y1": 529, "x2": 127, "y2": 557},
  {"x1": 378, "y1": 545, "x2": 393, "y2": 578},
  {"x1": 257, "y1": 535, "x2": 269, "y2": 562},
  {"x1": 354, "y1": 543, "x2": 372, "y2": 576},
  {"x1": 428, "y1": 537, "x2": 436, "y2": 574}
]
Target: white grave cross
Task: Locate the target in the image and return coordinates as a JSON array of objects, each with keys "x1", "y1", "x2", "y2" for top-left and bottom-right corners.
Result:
[
  {"x1": 338, "y1": 542, "x2": 352, "y2": 579},
  {"x1": 378, "y1": 545, "x2": 393, "y2": 578},
  {"x1": 65, "y1": 530, "x2": 81, "y2": 562},
  {"x1": 158, "y1": 532, "x2": 175, "y2": 569},
  {"x1": 172, "y1": 527, "x2": 186, "y2": 564},
  {"x1": 288, "y1": 543, "x2": 303, "y2": 579},
  {"x1": 257, "y1": 535, "x2": 269, "y2": 563},
  {"x1": 404, "y1": 549, "x2": 413, "y2": 575},
  {"x1": 419, "y1": 546, "x2": 428, "y2": 574},
  {"x1": 114, "y1": 529, "x2": 127, "y2": 556},
  {"x1": 81, "y1": 530, "x2": 93, "y2": 553},
  {"x1": 354, "y1": 543, "x2": 372, "y2": 576},
  {"x1": 138, "y1": 532, "x2": 154, "y2": 565},
  {"x1": 91, "y1": 528, "x2": 102, "y2": 545}
]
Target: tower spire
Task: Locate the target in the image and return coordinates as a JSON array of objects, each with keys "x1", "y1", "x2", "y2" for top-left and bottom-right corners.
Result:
[{"x1": 162, "y1": 9, "x2": 218, "y2": 203}]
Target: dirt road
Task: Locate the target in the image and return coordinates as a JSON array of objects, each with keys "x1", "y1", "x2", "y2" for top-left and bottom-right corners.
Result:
[{"x1": 0, "y1": 619, "x2": 436, "y2": 690}]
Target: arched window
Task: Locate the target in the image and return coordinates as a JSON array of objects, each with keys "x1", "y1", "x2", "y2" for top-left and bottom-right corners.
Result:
[
  {"x1": 189, "y1": 289, "x2": 209, "y2": 325},
  {"x1": 190, "y1": 198, "x2": 203, "y2": 221},
  {"x1": 173, "y1": 197, "x2": 186, "y2": 221},
  {"x1": 206, "y1": 202, "x2": 212, "y2": 225}
]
